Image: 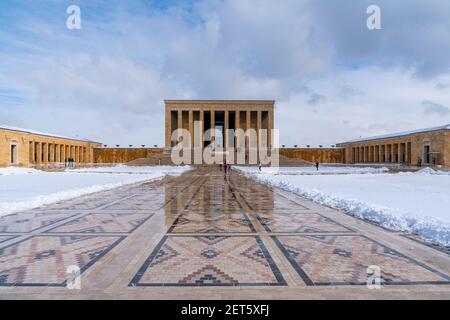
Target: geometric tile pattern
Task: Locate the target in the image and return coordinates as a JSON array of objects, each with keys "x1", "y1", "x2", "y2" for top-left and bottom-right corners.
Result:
[
  {"x1": 0, "y1": 235, "x2": 125, "y2": 286},
  {"x1": 169, "y1": 212, "x2": 255, "y2": 233},
  {"x1": 256, "y1": 212, "x2": 353, "y2": 233},
  {"x1": 102, "y1": 194, "x2": 166, "y2": 211},
  {"x1": 0, "y1": 212, "x2": 78, "y2": 233},
  {"x1": 45, "y1": 213, "x2": 154, "y2": 234},
  {"x1": 402, "y1": 234, "x2": 450, "y2": 256},
  {"x1": 273, "y1": 235, "x2": 450, "y2": 285},
  {"x1": 130, "y1": 236, "x2": 286, "y2": 286},
  {"x1": 41, "y1": 194, "x2": 119, "y2": 210}
]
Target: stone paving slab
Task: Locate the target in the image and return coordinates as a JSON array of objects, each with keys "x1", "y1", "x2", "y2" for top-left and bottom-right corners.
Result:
[{"x1": 0, "y1": 167, "x2": 449, "y2": 299}]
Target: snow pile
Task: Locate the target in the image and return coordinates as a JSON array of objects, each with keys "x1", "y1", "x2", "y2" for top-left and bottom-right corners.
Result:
[
  {"x1": 238, "y1": 167, "x2": 450, "y2": 247},
  {"x1": 0, "y1": 166, "x2": 191, "y2": 217}
]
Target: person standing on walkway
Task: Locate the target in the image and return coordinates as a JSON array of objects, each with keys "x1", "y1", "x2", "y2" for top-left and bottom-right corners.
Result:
[{"x1": 315, "y1": 161, "x2": 320, "y2": 171}]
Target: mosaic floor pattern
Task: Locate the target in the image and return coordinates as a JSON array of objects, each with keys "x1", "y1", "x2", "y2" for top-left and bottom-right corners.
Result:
[
  {"x1": 0, "y1": 167, "x2": 449, "y2": 297},
  {"x1": 0, "y1": 212, "x2": 78, "y2": 233},
  {"x1": 257, "y1": 212, "x2": 353, "y2": 233},
  {"x1": 169, "y1": 211, "x2": 255, "y2": 233},
  {"x1": 0, "y1": 235, "x2": 124, "y2": 286},
  {"x1": 45, "y1": 212, "x2": 154, "y2": 234},
  {"x1": 130, "y1": 236, "x2": 285, "y2": 286},
  {"x1": 273, "y1": 235, "x2": 450, "y2": 285},
  {"x1": 102, "y1": 194, "x2": 166, "y2": 211}
]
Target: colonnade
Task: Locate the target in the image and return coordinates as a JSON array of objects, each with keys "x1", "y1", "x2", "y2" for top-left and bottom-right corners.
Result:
[
  {"x1": 28, "y1": 141, "x2": 89, "y2": 164},
  {"x1": 351, "y1": 142, "x2": 412, "y2": 164}
]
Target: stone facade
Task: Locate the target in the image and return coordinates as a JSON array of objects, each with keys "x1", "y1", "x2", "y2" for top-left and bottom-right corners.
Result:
[
  {"x1": 93, "y1": 148, "x2": 164, "y2": 164},
  {"x1": 337, "y1": 125, "x2": 450, "y2": 167},
  {"x1": 280, "y1": 148, "x2": 344, "y2": 164},
  {"x1": 165, "y1": 100, "x2": 275, "y2": 164},
  {"x1": 0, "y1": 127, "x2": 101, "y2": 167}
]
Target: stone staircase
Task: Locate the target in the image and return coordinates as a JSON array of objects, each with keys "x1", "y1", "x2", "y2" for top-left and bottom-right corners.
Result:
[{"x1": 125, "y1": 153, "x2": 314, "y2": 167}]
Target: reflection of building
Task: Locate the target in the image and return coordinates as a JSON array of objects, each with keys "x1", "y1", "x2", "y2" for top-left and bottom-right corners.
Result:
[
  {"x1": 165, "y1": 100, "x2": 275, "y2": 163},
  {"x1": 337, "y1": 124, "x2": 450, "y2": 167},
  {"x1": 0, "y1": 126, "x2": 101, "y2": 167}
]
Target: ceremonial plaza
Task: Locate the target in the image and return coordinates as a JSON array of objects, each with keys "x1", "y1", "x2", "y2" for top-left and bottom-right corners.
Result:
[{"x1": 0, "y1": 100, "x2": 449, "y2": 299}]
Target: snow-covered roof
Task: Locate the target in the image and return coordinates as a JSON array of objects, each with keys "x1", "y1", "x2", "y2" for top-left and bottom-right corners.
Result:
[
  {"x1": 0, "y1": 125, "x2": 101, "y2": 144},
  {"x1": 339, "y1": 124, "x2": 450, "y2": 145}
]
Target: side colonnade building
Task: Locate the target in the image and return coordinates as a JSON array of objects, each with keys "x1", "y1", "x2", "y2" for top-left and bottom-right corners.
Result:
[
  {"x1": 0, "y1": 126, "x2": 101, "y2": 167},
  {"x1": 337, "y1": 124, "x2": 450, "y2": 167}
]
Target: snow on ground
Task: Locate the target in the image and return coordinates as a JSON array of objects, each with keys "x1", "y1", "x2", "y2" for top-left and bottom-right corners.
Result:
[
  {"x1": 0, "y1": 166, "x2": 191, "y2": 217},
  {"x1": 237, "y1": 166, "x2": 450, "y2": 247},
  {"x1": 0, "y1": 167, "x2": 43, "y2": 175},
  {"x1": 240, "y1": 165, "x2": 389, "y2": 175},
  {"x1": 67, "y1": 165, "x2": 189, "y2": 175}
]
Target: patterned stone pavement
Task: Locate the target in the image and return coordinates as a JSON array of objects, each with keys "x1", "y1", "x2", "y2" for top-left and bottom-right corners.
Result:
[{"x1": 0, "y1": 167, "x2": 449, "y2": 299}]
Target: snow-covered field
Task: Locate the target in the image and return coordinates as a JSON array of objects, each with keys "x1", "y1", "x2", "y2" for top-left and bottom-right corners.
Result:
[
  {"x1": 237, "y1": 166, "x2": 450, "y2": 247},
  {"x1": 0, "y1": 166, "x2": 191, "y2": 217},
  {"x1": 241, "y1": 166, "x2": 389, "y2": 175}
]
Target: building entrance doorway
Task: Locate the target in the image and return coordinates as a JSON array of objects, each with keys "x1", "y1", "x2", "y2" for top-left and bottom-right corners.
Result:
[
  {"x1": 423, "y1": 144, "x2": 431, "y2": 165},
  {"x1": 10, "y1": 144, "x2": 18, "y2": 165}
]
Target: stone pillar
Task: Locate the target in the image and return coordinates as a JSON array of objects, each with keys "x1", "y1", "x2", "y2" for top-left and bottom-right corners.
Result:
[
  {"x1": 54, "y1": 144, "x2": 59, "y2": 162},
  {"x1": 210, "y1": 109, "x2": 215, "y2": 147},
  {"x1": 189, "y1": 110, "x2": 194, "y2": 161},
  {"x1": 246, "y1": 110, "x2": 250, "y2": 157},
  {"x1": 268, "y1": 110, "x2": 274, "y2": 149},
  {"x1": 224, "y1": 110, "x2": 229, "y2": 151},
  {"x1": 200, "y1": 109, "x2": 204, "y2": 152},
  {"x1": 178, "y1": 110, "x2": 183, "y2": 142},
  {"x1": 257, "y1": 110, "x2": 262, "y2": 162},
  {"x1": 61, "y1": 145, "x2": 65, "y2": 163},
  {"x1": 210, "y1": 109, "x2": 215, "y2": 130},
  {"x1": 29, "y1": 141, "x2": 35, "y2": 164},
  {"x1": 257, "y1": 111, "x2": 262, "y2": 145},
  {"x1": 405, "y1": 142, "x2": 410, "y2": 164},
  {"x1": 398, "y1": 143, "x2": 401, "y2": 163},
  {"x1": 42, "y1": 143, "x2": 48, "y2": 163},
  {"x1": 165, "y1": 107, "x2": 171, "y2": 149},
  {"x1": 35, "y1": 143, "x2": 41, "y2": 164}
]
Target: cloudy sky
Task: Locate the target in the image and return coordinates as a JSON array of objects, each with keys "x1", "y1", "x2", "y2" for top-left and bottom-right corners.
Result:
[{"x1": 1, "y1": 0, "x2": 450, "y2": 146}]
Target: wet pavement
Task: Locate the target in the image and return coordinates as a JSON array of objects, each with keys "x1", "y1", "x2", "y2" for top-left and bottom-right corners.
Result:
[{"x1": 0, "y1": 167, "x2": 449, "y2": 299}]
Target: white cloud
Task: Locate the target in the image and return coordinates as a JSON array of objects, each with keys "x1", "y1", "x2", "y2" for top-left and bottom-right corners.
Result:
[{"x1": 0, "y1": 0, "x2": 450, "y2": 146}]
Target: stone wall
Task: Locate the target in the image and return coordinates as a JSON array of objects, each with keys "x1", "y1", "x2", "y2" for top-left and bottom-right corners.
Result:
[
  {"x1": 279, "y1": 148, "x2": 345, "y2": 163},
  {"x1": 0, "y1": 128, "x2": 101, "y2": 167},
  {"x1": 91, "y1": 147, "x2": 345, "y2": 164},
  {"x1": 93, "y1": 148, "x2": 164, "y2": 164}
]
